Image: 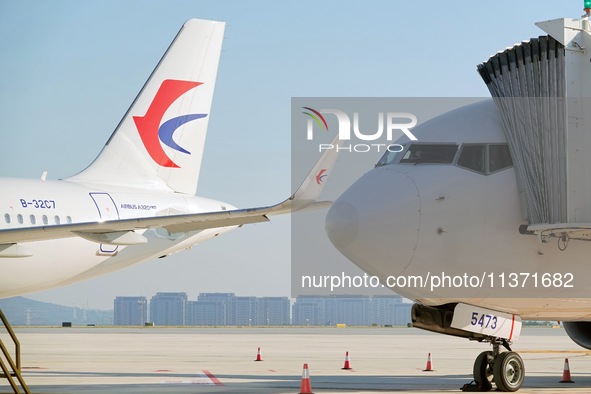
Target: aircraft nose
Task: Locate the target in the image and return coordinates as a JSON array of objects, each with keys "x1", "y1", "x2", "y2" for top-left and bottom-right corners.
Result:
[{"x1": 325, "y1": 168, "x2": 420, "y2": 277}]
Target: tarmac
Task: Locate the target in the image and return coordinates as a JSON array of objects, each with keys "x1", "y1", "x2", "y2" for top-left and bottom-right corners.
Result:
[{"x1": 2, "y1": 326, "x2": 591, "y2": 393}]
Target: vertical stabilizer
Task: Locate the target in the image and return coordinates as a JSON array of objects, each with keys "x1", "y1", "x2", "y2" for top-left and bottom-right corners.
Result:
[{"x1": 68, "y1": 19, "x2": 225, "y2": 195}]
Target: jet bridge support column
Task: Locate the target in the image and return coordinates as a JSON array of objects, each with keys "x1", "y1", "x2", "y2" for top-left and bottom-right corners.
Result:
[{"x1": 0, "y1": 309, "x2": 30, "y2": 394}]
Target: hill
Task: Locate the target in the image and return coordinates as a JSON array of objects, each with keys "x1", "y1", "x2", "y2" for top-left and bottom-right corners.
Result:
[{"x1": 0, "y1": 297, "x2": 112, "y2": 326}]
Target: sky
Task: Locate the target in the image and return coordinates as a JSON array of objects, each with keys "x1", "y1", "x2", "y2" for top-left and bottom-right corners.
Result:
[{"x1": 0, "y1": 1, "x2": 582, "y2": 310}]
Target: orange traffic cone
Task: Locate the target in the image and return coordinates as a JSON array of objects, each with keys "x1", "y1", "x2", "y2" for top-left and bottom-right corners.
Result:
[
  {"x1": 299, "y1": 363, "x2": 314, "y2": 394},
  {"x1": 254, "y1": 347, "x2": 263, "y2": 361},
  {"x1": 341, "y1": 351, "x2": 352, "y2": 370},
  {"x1": 423, "y1": 353, "x2": 434, "y2": 371},
  {"x1": 559, "y1": 358, "x2": 574, "y2": 383}
]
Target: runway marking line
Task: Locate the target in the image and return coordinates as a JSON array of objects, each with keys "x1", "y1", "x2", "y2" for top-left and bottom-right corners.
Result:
[
  {"x1": 202, "y1": 370, "x2": 222, "y2": 385},
  {"x1": 159, "y1": 370, "x2": 222, "y2": 385},
  {"x1": 519, "y1": 350, "x2": 591, "y2": 355}
]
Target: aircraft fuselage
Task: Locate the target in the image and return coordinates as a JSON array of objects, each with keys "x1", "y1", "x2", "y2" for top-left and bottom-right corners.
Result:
[
  {"x1": 326, "y1": 100, "x2": 591, "y2": 321},
  {"x1": 0, "y1": 177, "x2": 234, "y2": 297}
]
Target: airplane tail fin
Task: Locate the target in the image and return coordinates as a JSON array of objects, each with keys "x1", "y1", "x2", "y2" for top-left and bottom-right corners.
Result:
[{"x1": 67, "y1": 19, "x2": 225, "y2": 195}]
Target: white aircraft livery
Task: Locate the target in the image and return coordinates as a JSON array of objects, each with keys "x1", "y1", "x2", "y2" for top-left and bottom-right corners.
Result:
[
  {"x1": 0, "y1": 20, "x2": 337, "y2": 300},
  {"x1": 326, "y1": 9, "x2": 591, "y2": 393}
]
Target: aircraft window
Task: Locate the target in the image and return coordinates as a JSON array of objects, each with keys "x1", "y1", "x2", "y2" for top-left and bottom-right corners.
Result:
[
  {"x1": 399, "y1": 144, "x2": 458, "y2": 164},
  {"x1": 457, "y1": 145, "x2": 485, "y2": 174},
  {"x1": 376, "y1": 146, "x2": 404, "y2": 167},
  {"x1": 66, "y1": 216, "x2": 72, "y2": 224},
  {"x1": 17, "y1": 214, "x2": 23, "y2": 224},
  {"x1": 30, "y1": 215, "x2": 36, "y2": 225},
  {"x1": 4, "y1": 214, "x2": 10, "y2": 224},
  {"x1": 489, "y1": 144, "x2": 513, "y2": 172},
  {"x1": 42, "y1": 215, "x2": 48, "y2": 225},
  {"x1": 54, "y1": 215, "x2": 61, "y2": 225}
]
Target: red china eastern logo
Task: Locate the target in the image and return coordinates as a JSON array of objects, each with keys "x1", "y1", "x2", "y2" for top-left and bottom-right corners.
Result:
[
  {"x1": 315, "y1": 169, "x2": 327, "y2": 184},
  {"x1": 134, "y1": 79, "x2": 207, "y2": 168}
]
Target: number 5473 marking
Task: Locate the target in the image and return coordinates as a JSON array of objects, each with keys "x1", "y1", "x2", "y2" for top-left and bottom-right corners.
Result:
[{"x1": 471, "y1": 312, "x2": 498, "y2": 329}]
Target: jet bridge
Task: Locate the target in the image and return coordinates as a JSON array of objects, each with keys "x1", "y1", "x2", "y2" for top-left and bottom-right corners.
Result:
[{"x1": 478, "y1": 15, "x2": 591, "y2": 244}]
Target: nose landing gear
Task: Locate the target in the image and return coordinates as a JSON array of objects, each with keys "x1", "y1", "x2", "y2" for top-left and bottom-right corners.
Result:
[{"x1": 471, "y1": 338, "x2": 524, "y2": 392}]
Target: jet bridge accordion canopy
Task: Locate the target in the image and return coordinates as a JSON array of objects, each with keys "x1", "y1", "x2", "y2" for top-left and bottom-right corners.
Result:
[{"x1": 477, "y1": 36, "x2": 568, "y2": 227}]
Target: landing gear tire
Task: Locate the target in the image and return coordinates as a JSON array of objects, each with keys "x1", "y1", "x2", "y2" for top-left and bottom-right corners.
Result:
[
  {"x1": 493, "y1": 351, "x2": 525, "y2": 392},
  {"x1": 473, "y1": 351, "x2": 494, "y2": 391}
]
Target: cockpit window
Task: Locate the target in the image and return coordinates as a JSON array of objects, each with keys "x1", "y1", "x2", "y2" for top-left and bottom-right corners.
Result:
[
  {"x1": 456, "y1": 143, "x2": 513, "y2": 175},
  {"x1": 375, "y1": 142, "x2": 513, "y2": 173},
  {"x1": 489, "y1": 144, "x2": 513, "y2": 172},
  {"x1": 399, "y1": 144, "x2": 458, "y2": 164},
  {"x1": 375, "y1": 145, "x2": 404, "y2": 167},
  {"x1": 457, "y1": 145, "x2": 485, "y2": 174}
]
